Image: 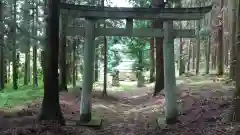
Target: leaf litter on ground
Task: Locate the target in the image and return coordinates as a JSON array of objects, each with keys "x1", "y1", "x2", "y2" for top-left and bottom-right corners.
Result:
[{"x1": 0, "y1": 79, "x2": 239, "y2": 135}]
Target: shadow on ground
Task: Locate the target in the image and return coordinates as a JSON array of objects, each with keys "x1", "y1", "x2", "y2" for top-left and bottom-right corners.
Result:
[{"x1": 0, "y1": 76, "x2": 239, "y2": 135}]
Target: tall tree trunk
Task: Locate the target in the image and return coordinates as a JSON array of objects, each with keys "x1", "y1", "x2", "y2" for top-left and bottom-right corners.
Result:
[
  {"x1": 224, "y1": 38, "x2": 229, "y2": 68},
  {"x1": 59, "y1": 15, "x2": 67, "y2": 91},
  {"x1": 23, "y1": 0, "x2": 30, "y2": 85},
  {"x1": 0, "y1": 1, "x2": 4, "y2": 90},
  {"x1": 4, "y1": 60, "x2": 7, "y2": 83},
  {"x1": 39, "y1": 0, "x2": 65, "y2": 125},
  {"x1": 137, "y1": 50, "x2": 144, "y2": 87},
  {"x1": 191, "y1": 20, "x2": 196, "y2": 71},
  {"x1": 231, "y1": 0, "x2": 240, "y2": 122},
  {"x1": 12, "y1": 0, "x2": 18, "y2": 90},
  {"x1": 149, "y1": 37, "x2": 155, "y2": 82},
  {"x1": 32, "y1": 1, "x2": 38, "y2": 88},
  {"x1": 0, "y1": 42, "x2": 3, "y2": 90},
  {"x1": 67, "y1": 52, "x2": 72, "y2": 84},
  {"x1": 102, "y1": 0, "x2": 107, "y2": 96},
  {"x1": 154, "y1": 28, "x2": 164, "y2": 96},
  {"x1": 205, "y1": 11, "x2": 211, "y2": 74},
  {"x1": 24, "y1": 49, "x2": 30, "y2": 85},
  {"x1": 76, "y1": 64, "x2": 78, "y2": 81},
  {"x1": 223, "y1": 8, "x2": 229, "y2": 69},
  {"x1": 192, "y1": 42, "x2": 196, "y2": 70},
  {"x1": 16, "y1": 52, "x2": 20, "y2": 77},
  {"x1": 152, "y1": 0, "x2": 167, "y2": 96},
  {"x1": 212, "y1": 46, "x2": 217, "y2": 70},
  {"x1": 40, "y1": 50, "x2": 44, "y2": 81},
  {"x1": 67, "y1": 67, "x2": 71, "y2": 84},
  {"x1": 187, "y1": 40, "x2": 192, "y2": 71},
  {"x1": 94, "y1": 22, "x2": 100, "y2": 83},
  {"x1": 217, "y1": 0, "x2": 224, "y2": 76},
  {"x1": 195, "y1": 20, "x2": 201, "y2": 75},
  {"x1": 205, "y1": 36, "x2": 211, "y2": 74},
  {"x1": 33, "y1": 46, "x2": 38, "y2": 88},
  {"x1": 72, "y1": 40, "x2": 76, "y2": 87},
  {"x1": 94, "y1": 44, "x2": 99, "y2": 82},
  {"x1": 152, "y1": 0, "x2": 164, "y2": 96},
  {"x1": 103, "y1": 36, "x2": 107, "y2": 96},
  {"x1": 230, "y1": 0, "x2": 237, "y2": 80},
  {"x1": 7, "y1": 60, "x2": 10, "y2": 83},
  {"x1": 179, "y1": 37, "x2": 185, "y2": 75}
]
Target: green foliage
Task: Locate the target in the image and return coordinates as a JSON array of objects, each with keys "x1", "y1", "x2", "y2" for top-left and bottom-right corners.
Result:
[
  {"x1": 132, "y1": 57, "x2": 150, "y2": 71},
  {"x1": 107, "y1": 36, "x2": 123, "y2": 72},
  {"x1": 199, "y1": 27, "x2": 210, "y2": 40},
  {"x1": 0, "y1": 86, "x2": 43, "y2": 108},
  {"x1": 106, "y1": 19, "x2": 151, "y2": 72},
  {"x1": 128, "y1": 0, "x2": 151, "y2": 7},
  {"x1": 121, "y1": 20, "x2": 150, "y2": 71}
]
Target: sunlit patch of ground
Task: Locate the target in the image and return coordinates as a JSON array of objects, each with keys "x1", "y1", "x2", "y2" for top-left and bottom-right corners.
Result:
[
  {"x1": 0, "y1": 75, "x2": 239, "y2": 134},
  {"x1": 0, "y1": 88, "x2": 43, "y2": 109}
]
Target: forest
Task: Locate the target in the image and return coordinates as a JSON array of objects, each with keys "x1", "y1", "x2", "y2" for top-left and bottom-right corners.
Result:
[{"x1": 0, "y1": 0, "x2": 240, "y2": 134}]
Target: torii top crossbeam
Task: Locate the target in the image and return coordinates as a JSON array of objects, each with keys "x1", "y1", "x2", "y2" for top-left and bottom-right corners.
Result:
[{"x1": 60, "y1": 3, "x2": 212, "y2": 20}]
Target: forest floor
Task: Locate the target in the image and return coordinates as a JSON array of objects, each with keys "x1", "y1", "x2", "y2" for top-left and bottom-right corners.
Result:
[{"x1": 0, "y1": 74, "x2": 239, "y2": 135}]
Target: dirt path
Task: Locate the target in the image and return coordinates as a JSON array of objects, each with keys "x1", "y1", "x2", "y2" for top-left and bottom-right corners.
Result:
[{"x1": 0, "y1": 81, "x2": 238, "y2": 135}]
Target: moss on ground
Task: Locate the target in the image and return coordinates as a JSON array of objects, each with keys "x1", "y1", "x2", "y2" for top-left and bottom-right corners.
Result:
[{"x1": 0, "y1": 85, "x2": 44, "y2": 109}]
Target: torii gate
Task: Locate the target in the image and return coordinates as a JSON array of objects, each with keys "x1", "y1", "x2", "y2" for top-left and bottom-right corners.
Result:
[{"x1": 59, "y1": 3, "x2": 212, "y2": 126}]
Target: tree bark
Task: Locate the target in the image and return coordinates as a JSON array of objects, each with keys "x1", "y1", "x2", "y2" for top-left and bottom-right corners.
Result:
[
  {"x1": 154, "y1": 36, "x2": 164, "y2": 96},
  {"x1": 59, "y1": 15, "x2": 68, "y2": 91},
  {"x1": 205, "y1": 36, "x2": 211, "y2": 74},
  {"x1": 230, "y1": 0, "x2": 237, "y2": 80},
  {"x1": 12, "y1": 0, "x2": 18, "y2": 90},
  {"x1": 4, "y1": 60, "x2": 7, "y2": 84},
  {"x1": 39, "y1": 0, "x2": 65, "y2": 125},
  {"x1": 223, "y1": 8, "x2": 229, "y2": 69},
  {"x1": 217, "y1": 0, "x2": 224, "y2": 76},
  {"x1": 33, "y1": 46, "x2": 38, "y2": 88},
  {"x1": 224, "y1": 38, "x2": 229, "y2": 68},
  {"x1": 187, "y1": 40, "x2": 192, "y2": 71},
  {"x1": 24, "y1": 49, "x2": 30, "y2": 85},
  {"x1": 232, "y1": 0, "x2": 240, "y2": 121},
  {"x1": 40, "y1": 50, "x2": 44, "y2": 81},
  {"x1": 212, "y1": 46, "x2": 217, "y2": 70},
  {"x1": 103, "y1": 35, "x2": 107, "y2": 96},
  {"x1": 7, "y1": 60, "x2": 10, "y2": 83},
  {"x1": 94, "y1": 44, "x2": 99, "y2": 82},
  {"x1": 0, "y1": 39, "x2": 3, "y2": 90},
  {"x1": 149, "y1": 38, "x2": 155, "y2": 82},
  {"x1": 179, "y1": 37, "x2": 185, "y2": 75},
  {"x1": 102, "y1": 0, "x2": 107, "y2": 96},
  {"x1": 192, "y1": 42, "x2": 196, "y2": 70},
  {"x1": 32, "y1": 2, "x2": 38, "y2": 88},
  {"x1": 230, "y1": 0, "x2": 240, "y2": 122},
  {"x1": 152, "y1": 0, "x2": 164, "y2": 96},
  {"x1": 72, "y1": 40, "x2": 76, "y2": 87},
  {"x1": 23, "y1": 0, "x2": 31, "y2": 85},
  {"x1": 0, "y1": 1, "x2": 4, "y2": 90},
  {"x1": 205, "y1": 10, "x2": 211, "y2": 74},
  {"x1": 195, "y1": 20, "x2": 201, "y2": 75},
  {"x1": 137, "y1": 50, "x2": 144, "y2": 87}
]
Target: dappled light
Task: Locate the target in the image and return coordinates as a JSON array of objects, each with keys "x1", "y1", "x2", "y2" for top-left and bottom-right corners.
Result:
[{"x1": 0, "y1": 75, "x2": 239, "y2": 134}]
